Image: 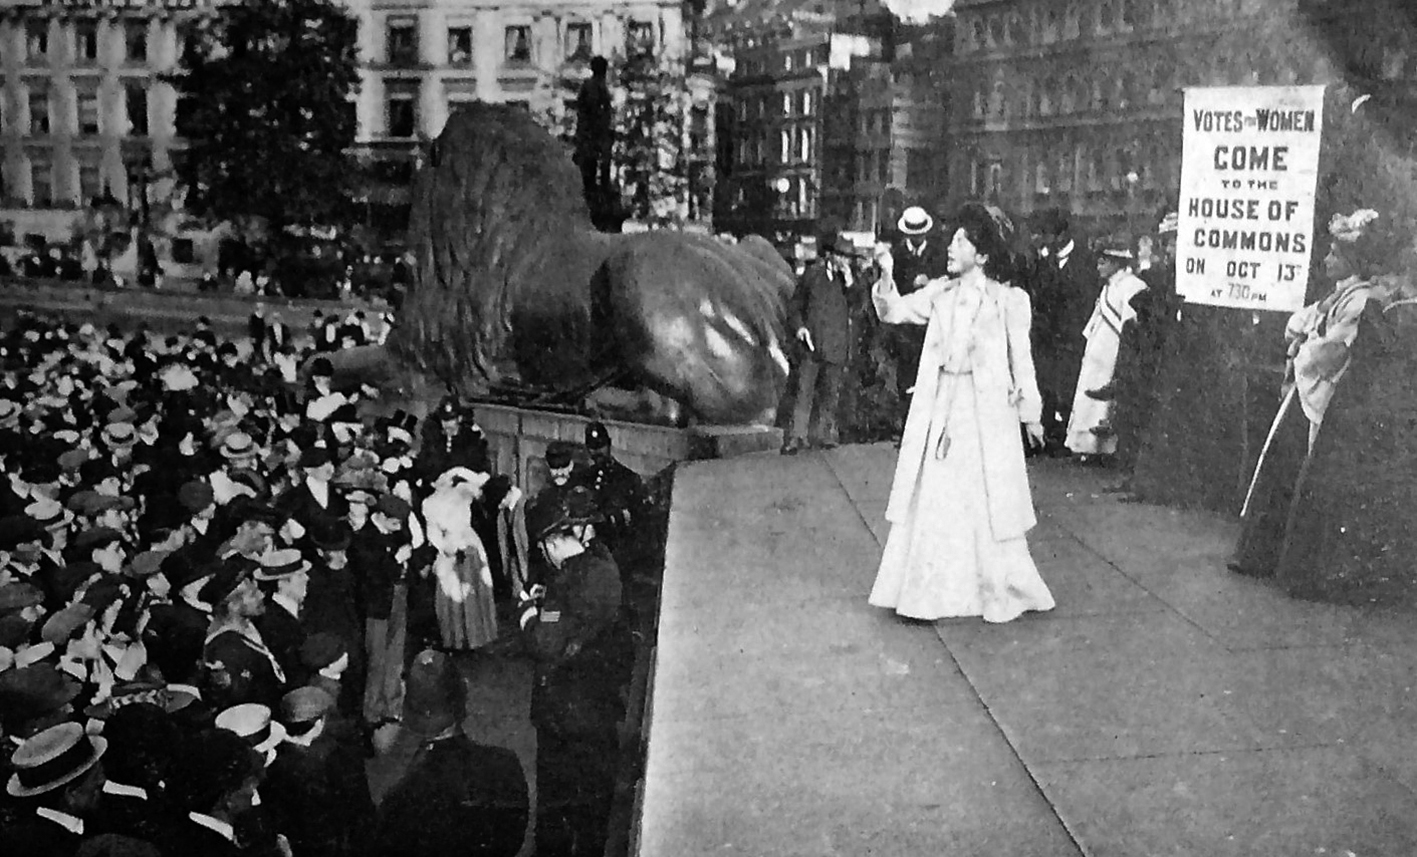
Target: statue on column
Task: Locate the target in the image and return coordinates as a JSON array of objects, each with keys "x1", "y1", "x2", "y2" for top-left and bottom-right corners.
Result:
[{"x1": 574, "y1": 56, "x2": 615, "y2": 219}]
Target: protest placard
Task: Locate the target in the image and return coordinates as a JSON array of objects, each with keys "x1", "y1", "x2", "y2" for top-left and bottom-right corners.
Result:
[{"x1": 1176, "y1": 85, "x2": 1325, "y2": 312}]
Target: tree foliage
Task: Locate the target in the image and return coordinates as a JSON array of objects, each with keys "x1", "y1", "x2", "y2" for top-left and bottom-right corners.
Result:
[
  {"x1": 614, "y1": 54, "x2": 693, "y2": 227},
  {"x1": 170, "y1": 0, "x2": 359, "y2": 239}
]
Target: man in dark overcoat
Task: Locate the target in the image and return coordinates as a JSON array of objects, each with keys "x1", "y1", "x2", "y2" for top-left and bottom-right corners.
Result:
[
  {"x1": 1029, "y1": 208, "x2": 1100, "y2": 454},
  {"x1": 372, "y1": 650, "x2": 529, "y2": 857},
  {"x1": 781, "y1": 229, "x2": 859, "y2": 454}
]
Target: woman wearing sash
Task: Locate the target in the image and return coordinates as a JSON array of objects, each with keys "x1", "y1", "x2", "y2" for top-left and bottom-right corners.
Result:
[
  {"x1": 867, "y1": 203, "x2": 1055, "y2": 623},
  {"x1": 1065, "y1": 237, "x2": 1149, "y2": 457},
  {"x1": 1232, "y1": 208, "x2": 1411, "y2": 588}
]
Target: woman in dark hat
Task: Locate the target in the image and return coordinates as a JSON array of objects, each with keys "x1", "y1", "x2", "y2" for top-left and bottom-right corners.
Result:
[
  {"x1": 1232, "y1": 208, "x2": 1415, "y2": 595},
  {"x1": 867, "y1": 202, "x2": 1055, "y2": 623}
]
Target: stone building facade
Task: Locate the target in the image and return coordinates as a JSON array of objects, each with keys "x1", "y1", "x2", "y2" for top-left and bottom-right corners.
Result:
[
  {"x1": 946, "y1": 0, "x2": 1349, "y2": 236},
  {"x1": 0, "y1": 0, "x2": 214, "y2": 269},
  {"x1": 343, "y1": 0, "x2": 694, "y2": 228}
]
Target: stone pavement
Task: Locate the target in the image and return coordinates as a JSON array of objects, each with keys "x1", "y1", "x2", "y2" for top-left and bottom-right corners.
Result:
[{"x1": 640, "y1": 443, "x2": 1417, "y2": 856}]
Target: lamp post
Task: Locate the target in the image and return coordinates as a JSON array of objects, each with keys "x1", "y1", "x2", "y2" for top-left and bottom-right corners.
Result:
[{"x1": 125, "y1": 152, "x2": 153, "y2": 285}]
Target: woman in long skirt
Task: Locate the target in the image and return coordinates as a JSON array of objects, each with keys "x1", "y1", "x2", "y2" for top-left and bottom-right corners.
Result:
[
  {"x1": 421, "y1": 467, "x2": 499, "y2": 650},
  {"x1": 868, "y1": 202, "x2": 1056, "y2": 623}
]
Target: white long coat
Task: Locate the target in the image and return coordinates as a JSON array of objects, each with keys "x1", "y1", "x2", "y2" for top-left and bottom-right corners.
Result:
[{"x1": 874, "y1": 274, "x2": 1042, "y2": 541}]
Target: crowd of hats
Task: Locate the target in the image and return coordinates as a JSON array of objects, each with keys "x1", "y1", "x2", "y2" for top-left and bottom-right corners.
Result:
[{"x1": 0, "y1": 308, "x2": 419, "y2": 847}]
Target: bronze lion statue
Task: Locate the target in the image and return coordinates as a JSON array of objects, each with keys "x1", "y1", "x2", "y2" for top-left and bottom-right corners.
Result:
[{"x1": 375, "y1": 103, "x2": 794, "y2": 425}]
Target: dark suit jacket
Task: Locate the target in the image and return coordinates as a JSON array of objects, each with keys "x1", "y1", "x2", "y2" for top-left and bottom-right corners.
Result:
[
  {"x1": 1031, "y1": 242, "x2": 1100, "y2": 398},
  {"x1": 203, "y1": 628, "x2": 286, "y2": 710},
  {"x1": 274, "y1": 481, "x2": 348, "y2": 539},
  {"x1": 787, "y1": 261, "x2": 854, "y2": 365},
  {"x1": 415, "y1": 426, "x2": 491, "y2": 485},
  {"x1": 371, "y1": 734, "x2": 529, "y2": 857},
  {"x1": 254, "y1": 601, "x2": 305, "y2": 685},
  {"x1": 891, "y1": 236, "x2": 950, "y2": 295},
  {"x1": 264, "y1": 726, "x2": 374, "y2": 857},
  {"x1": 0, "y1": 814, "x2": 82, "y2": 857}
]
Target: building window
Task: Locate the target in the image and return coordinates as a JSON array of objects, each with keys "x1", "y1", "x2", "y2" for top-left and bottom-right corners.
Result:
[
  {"x1": 565, "y1": 22, "x2": 592, "y2": 62},
  {"x1": 127, "y1": 86, "x2": 148, "y2": 136},
  {"x1": 1057, "y1": 150, "x2": 1074, "y2": 192},
  {"x1": 29, "y1": 92, "x2": 50, "y2": 135},
  {"x1": 878, "y1": 149, "x2": 891, "y2": 184},
  {"x1": 78, "y1": 92, "x2": 100, "y2": 135},
  {"x1": 76, "y1": 21, "x2": 99, "y2": 63},
  {"x1": 386, "y1": 92, "x2": 417, "y2": 138},
  {"x1": 1035, "y1": 159, "x2": 1051, "y2": 195},
  {"x1": 125, "y1": 21, "x2": 147, "y2": 63},
  {"x1": 987, "y1": 161, "x2": 1003, "y2": 199},
  {"x1": 626, "y1": 21, "x2": 654, "y2": 57},
  {"x1": 504, "y1": 26, "x2": 531, "y2": 62},
  {"x1": 447, "y1": 27, "x2": 472, "y2": 66},
  {"x1": 79, "y1": 164, "x2": 101, "y2": 205},
  {"x1": 387, "y1": 19, "x2": 418, "y2": 65},
  {"x1": 27, "y1": 22, "x2": 49, "y2": 61},
  {"x1": 800, "y1": 91, "x2": 813, "y2": 115},
  {"x1": 179, "y1": 25, "x2": 200, "y2": 62},
  {"x1": 172, "y1": 238, "x2": 195, "y2": 264},
  {"x1": 32, "y1": 162, "x2": 53, "y2": 206},
  {"x1": 781, "y1": 92, "x2": 792, "y2": 115},
  {"x1": 784, "y1": 52, "x2": 793, "y2": 71},
  {"x1": 797, "y1": 127, "x2": 811, "y2": 162},
  {"x1": 780, "y1": 129, "x2": 791, "y2": 164}
]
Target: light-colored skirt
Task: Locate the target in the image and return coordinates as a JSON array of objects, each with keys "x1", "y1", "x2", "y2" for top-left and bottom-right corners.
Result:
[
  {"x1": 869, "y1": 372, "x2": 1056, "y2": 622},
  {"x1": 433, "y1": 549, "x2": 499, "y2": 650}
]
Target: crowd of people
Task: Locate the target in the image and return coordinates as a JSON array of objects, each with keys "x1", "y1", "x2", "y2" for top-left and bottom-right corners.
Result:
[
  {"x1": 783, "y1": 196, "x2": 1417, "y2": 609},
  {"x1": 0, "y1": 307, "x2": 656, "y2": 857},
  {"x1": 779, "y1": 202, "x2": 1183, "y2": 491}
]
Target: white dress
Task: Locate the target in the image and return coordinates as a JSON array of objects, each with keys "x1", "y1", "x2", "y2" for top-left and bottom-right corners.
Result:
[
  {"x1": 1065, "y1": 269, "x2": 1148, "y2": 455},
  {"x1": 868, "y1": 274, "x2": 1055, "y2": 623}
]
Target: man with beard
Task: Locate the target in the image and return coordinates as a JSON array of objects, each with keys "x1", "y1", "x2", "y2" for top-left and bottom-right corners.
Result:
[{"x1": 202, "y1": 560, "x2": 286, "y2": 711}]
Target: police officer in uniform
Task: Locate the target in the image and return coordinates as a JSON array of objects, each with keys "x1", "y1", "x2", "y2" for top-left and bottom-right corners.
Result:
[
  {"x1": 576, "y1": 422, "x2": 647, "y2": 574},
  {"x1": 517, "y1": 487, "x2": 626, "y2": 857}
]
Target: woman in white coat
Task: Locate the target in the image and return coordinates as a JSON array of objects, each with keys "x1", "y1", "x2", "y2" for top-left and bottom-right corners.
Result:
[
  {"x1": 421, "y1": 467, "x2": 498, "y2": 650},
  {"x1": 868, "y1": 203, "x2": 1056, "y2": 623},
  {"x1": 1065, "y1": 238, "x2": 1148, "y2": 456}
]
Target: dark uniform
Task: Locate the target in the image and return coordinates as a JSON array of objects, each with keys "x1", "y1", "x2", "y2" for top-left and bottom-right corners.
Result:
[
  {"x1": 521, "y1": 541, "x2": 625, "y2": 857},
  {"x1": 371, "y1": 733, "x2": 529, "y2": 857},
  {"x1": 577, "y1": 423, "x2": 649, "y2": 576}
]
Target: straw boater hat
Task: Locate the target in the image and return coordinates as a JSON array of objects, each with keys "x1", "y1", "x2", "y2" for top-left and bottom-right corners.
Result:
[
  {"x1": 7, "y1": 721, "x2": 108, "y2": 797},
  {"x1": 897, "y1": 206, "x2": 935, "y2": 237},
  {"x1": 1097, "y1": 235, "x2": 1136, "y2": 262},
  {"x1": 214, "y1": 702, "x2": 286, "y2": 761},
  {"x1": 220, "y1": 431, "x2": 258, "y2": 461},
  {"x1": 1158, "y1": 211, "x2": 1179, "y2": 235},
  {"x1": 253, "y1": 548, "x2": 310, "y2": 581}
]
